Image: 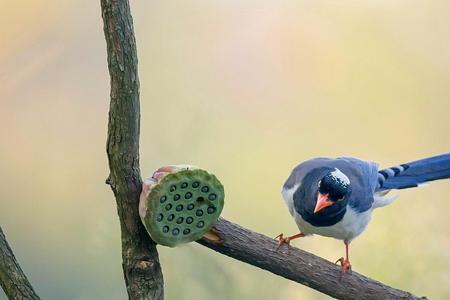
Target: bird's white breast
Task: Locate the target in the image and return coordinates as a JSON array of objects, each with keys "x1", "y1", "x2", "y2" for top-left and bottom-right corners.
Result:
[{"x1": 282, "y1": 185, "x2": 372, "y2": 242}]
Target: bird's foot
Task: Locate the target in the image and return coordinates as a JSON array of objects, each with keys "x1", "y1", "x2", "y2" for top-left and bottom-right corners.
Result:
[
  {"x1": 274, "y1": 233, "x2": 291, "y2": 251},
  {"x1": 274, "y1": 232, "x2": 304, "y2": 251},
  {"x1": 335, "y1": 257, "x2": 352, "y2": 276}
]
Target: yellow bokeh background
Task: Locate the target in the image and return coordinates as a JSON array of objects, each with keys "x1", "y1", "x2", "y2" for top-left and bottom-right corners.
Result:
[{"x1": 1, "y1": 1, "x2": 450, "y2": 299}]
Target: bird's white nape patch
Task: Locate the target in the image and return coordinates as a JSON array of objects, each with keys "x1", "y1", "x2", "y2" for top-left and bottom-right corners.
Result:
[{"x1": 330, "y1": 168, "x2": 350, "y2": 186}]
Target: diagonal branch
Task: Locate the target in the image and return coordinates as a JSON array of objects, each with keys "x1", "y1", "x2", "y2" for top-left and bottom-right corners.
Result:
[
  {"x1": 198, "y1": 218, "x2": 428, "y2": 300},
  {"x1": 100, "y1": 0, "x2": 164, "y2": 299},
  {"x1": 0, "y1": 226, "x2": 40, "y2": 300}
]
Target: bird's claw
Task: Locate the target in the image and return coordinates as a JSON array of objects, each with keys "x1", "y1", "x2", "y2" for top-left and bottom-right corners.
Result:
[
  {"x1": 274, "y1": 233, "x2": 291, "y2": 251},
  {"x1": 335, "y1": 257, "x2": 352, "y2": 277}
]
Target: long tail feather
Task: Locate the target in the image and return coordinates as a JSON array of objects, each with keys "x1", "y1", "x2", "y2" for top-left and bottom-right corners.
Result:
[{"x1": 376, "y1": 153, "x2": 450, "y2": 191}]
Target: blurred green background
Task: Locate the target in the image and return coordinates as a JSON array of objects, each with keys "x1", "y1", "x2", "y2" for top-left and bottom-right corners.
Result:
[{"x1": 1, "y1": 1, "x2": 450, "y2": 299}]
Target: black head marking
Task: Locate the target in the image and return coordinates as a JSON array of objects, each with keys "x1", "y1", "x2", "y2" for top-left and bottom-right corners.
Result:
[
  {"x1": 293, "y1": 167, "x2": 349, "y2": 227},
  {"x1": 318, "y1": 168, "x2": 351, "y2": 202}
]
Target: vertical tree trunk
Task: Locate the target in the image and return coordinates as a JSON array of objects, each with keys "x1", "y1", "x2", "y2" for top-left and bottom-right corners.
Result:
[{"x1": 100, "y1": 0, "x2": 164, "y2": 299}]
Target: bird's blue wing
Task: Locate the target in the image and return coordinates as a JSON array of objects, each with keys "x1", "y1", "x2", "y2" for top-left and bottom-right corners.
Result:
[{"x1": 335, "y1": 157, "x2": 379, "y2": 212}]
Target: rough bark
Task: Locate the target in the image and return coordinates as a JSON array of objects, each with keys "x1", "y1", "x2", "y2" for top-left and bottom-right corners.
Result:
[
  {"x1": 0, "y1": 226, "x2": 40, "y2": 300},
  {"x1": 198, "y1": 218, "x2": 428, "y2": 300},
  {"x1": 100, "y1": 0, "x2": 164, "y2": 299}
]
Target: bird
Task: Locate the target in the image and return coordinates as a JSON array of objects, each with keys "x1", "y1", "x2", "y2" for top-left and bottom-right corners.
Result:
[{"x1": 277, "y1": 153, "x2": 450, "y2": 273}]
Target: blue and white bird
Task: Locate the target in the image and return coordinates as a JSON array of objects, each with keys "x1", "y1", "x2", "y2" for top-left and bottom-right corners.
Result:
[{"x1": 278, "y1": 153, "x2": 450, "y2": 272}]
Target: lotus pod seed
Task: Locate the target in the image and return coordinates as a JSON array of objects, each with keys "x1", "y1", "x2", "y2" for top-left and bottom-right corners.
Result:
[
  {"x1": 157, "y1": 214, "x2": 164, "y2": 221},
  {"x1": 176, "y1": 204, "x2": 183, "y2": 212},
  {"x1": 181, "y1": 182, "x2": 188, "y2": 188},
  {"x1": 208, "y1": 194, "x2": 216, "y2": 200},
  {"x1": 201, "y1": 186, "x2": 209, "y2": 193},
  {"x1": 162, "y1": 226, "x2": 169, "y2": 233},
  {"x1": 167, "y1": 214, "x2": 175, "y2": 221},
  {"x1": 170, "y1": 185, "x2": 176, "y2": 192},
  {"x1": 172, "y1": 228, "x2": 180, "y2": 235},
  {"x1": 176, "y1": 217, "x2": 184, "y2": 224},
  {"x1": 207, "y1": 206, "x2": 216, "y2": 214},
  {"x1": 165, "y1": 204, "x2": 172, "y2": 211},
  {"x1": 160, "y1": 195, "x2": 167, "y2": 203},
  {"x1": 197, "y1": 221, "x2": 205, "y2": 228},
  {"x1": 174, "y1": 194, "x2": 180, "y2": 201},
  {"x1": 187, "y1": 203, "x2": 195, "y2": 210},
  {"x1": 192, "y1": 181, "x2": 200, "y2": 188},
  {"x1": 186, "y1": 217, "x2": 193, "y2": 224},
  {"x1": 185, "y1": 192, "x2": 192, "y2": 199},
  {"x1": 196, "y1": 209, "x2": 204, "y2": 217},
  {"x1": 183, "y1": 229, "x2": 191, "y2": 235}
]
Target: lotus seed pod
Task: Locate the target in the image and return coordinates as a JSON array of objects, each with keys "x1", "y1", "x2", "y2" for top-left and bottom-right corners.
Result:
[{"x1": 139, "y1": 165, "x2": 225, "y2": 247}]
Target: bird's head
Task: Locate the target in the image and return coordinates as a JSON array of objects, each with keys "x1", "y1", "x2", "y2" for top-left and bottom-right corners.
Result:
[{"x1": 314, "y1": 168, "x2": 351, "y2": 213}]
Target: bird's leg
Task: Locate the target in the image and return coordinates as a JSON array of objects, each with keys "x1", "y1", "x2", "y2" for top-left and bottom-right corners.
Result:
[
  {"x1": 274, "y1": 232, "x2": 305, "y2": 250},
  {"x1": 335, "y1": 241, "x2": 352, "y2": 275}
]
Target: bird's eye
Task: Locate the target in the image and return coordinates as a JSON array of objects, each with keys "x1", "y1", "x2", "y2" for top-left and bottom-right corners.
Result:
[
  {"x1": 329, "y1": 190, "x2": 346, "y2": 202},
  {"x1": 329, "y1": 196, "x2": 344, "y2": 202}
]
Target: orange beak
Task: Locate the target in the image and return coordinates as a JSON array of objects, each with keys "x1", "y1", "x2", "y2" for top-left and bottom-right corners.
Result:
[{"x1": 314, "y1": 193, "x2": 333, "y2": 213}]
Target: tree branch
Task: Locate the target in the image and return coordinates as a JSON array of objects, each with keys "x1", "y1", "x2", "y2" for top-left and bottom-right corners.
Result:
[
  {"x1": 100, "y1": 0, "x2": 164, "y2": 299},
  {"x1": 198, "y1": 218, "x2": 427, "y2": 300},
  {"x1": 0, "y1": 226, "x2": 40, "y2": 300}
]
